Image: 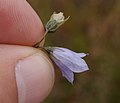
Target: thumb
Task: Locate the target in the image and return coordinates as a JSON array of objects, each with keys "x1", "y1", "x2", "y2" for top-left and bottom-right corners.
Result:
[
  {"x1": 0, "y1": 45, "x2": 54, "y2": 103},
  {"x1": 15, "y1": 50, "x2": 55, "y2": 103}
]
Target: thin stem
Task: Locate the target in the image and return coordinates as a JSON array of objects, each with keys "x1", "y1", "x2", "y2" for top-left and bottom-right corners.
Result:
[{"x1": 33, "y1": 30, "x2": 48, "y2": 48}]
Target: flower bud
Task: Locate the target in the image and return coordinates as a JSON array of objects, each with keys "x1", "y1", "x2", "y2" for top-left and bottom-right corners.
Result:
[{"x1": 45, "y1": 12, "x2": 70, "y2": 32}]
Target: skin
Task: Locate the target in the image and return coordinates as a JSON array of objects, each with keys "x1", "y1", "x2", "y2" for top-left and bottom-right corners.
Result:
[{"x1": 0, "y1": 0, "x2": 54, "y2": 103}]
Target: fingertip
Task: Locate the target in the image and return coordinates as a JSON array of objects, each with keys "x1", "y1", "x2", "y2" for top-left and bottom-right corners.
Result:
[
  {"x1": 0, "y1": 0, "x2": 44, "y2": 46},
  {"x1": 15, "y1": 53, "x2": 55, "y2": 103},
  {"x1": 0, "y1": 45, "x2": 54, "y2": 103}
]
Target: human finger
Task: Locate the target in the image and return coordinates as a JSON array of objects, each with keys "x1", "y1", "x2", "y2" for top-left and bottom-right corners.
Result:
[{"x1": 0, "y1": 45, "x2": 54, "y2": 103}]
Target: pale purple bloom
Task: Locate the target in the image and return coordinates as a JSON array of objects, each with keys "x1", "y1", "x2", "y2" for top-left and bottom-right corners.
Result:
[{"x1": 45, "y1": 47, "x2": 89, "y2": 84}]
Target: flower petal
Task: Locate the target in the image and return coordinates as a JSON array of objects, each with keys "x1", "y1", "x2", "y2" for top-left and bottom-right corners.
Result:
[
  {"x1": 51, "y1": 49, "x2": 89, "y2": 73},
  {"x1": 78, "y1": 53, "x2": 88, "y2": 58},
  {"x1": 51, "y1": 12, "x2": 65, "y2": 23},
  {"x1": 50, "y1": 56, "x2": 74, "y2": 84},
  {"x1": 53, "y1": 47, "x2": 88, "y2": 58}
]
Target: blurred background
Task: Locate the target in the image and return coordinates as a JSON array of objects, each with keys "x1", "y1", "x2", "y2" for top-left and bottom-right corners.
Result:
[{"x1": 28, "y1": 0, "x2": 120, "y2": 103}]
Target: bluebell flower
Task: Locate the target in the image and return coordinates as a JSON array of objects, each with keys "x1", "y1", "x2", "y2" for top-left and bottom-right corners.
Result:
[{"x1": 44, "y1": 47, "x2": 89, "y2": 84}]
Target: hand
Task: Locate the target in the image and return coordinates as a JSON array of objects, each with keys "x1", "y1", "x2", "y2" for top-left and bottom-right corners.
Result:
[{"x1": 0, "y1": 0, "x2": 54, "y2": 103}]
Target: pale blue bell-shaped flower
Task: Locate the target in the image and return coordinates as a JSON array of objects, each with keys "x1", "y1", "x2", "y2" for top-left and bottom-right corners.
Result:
[{"x1": 45, "y1": 47, "x2": 89, "y2": 84}]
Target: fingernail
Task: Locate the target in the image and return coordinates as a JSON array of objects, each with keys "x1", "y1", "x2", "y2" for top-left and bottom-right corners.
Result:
[{"x1": 15, "y1": 53, "x2": 54, "y2": 103}]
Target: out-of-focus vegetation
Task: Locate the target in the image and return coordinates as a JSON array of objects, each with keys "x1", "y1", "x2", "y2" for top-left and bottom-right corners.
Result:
[{"x1": 28, "y1": 0, "x2": 120, "y2": 103}]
